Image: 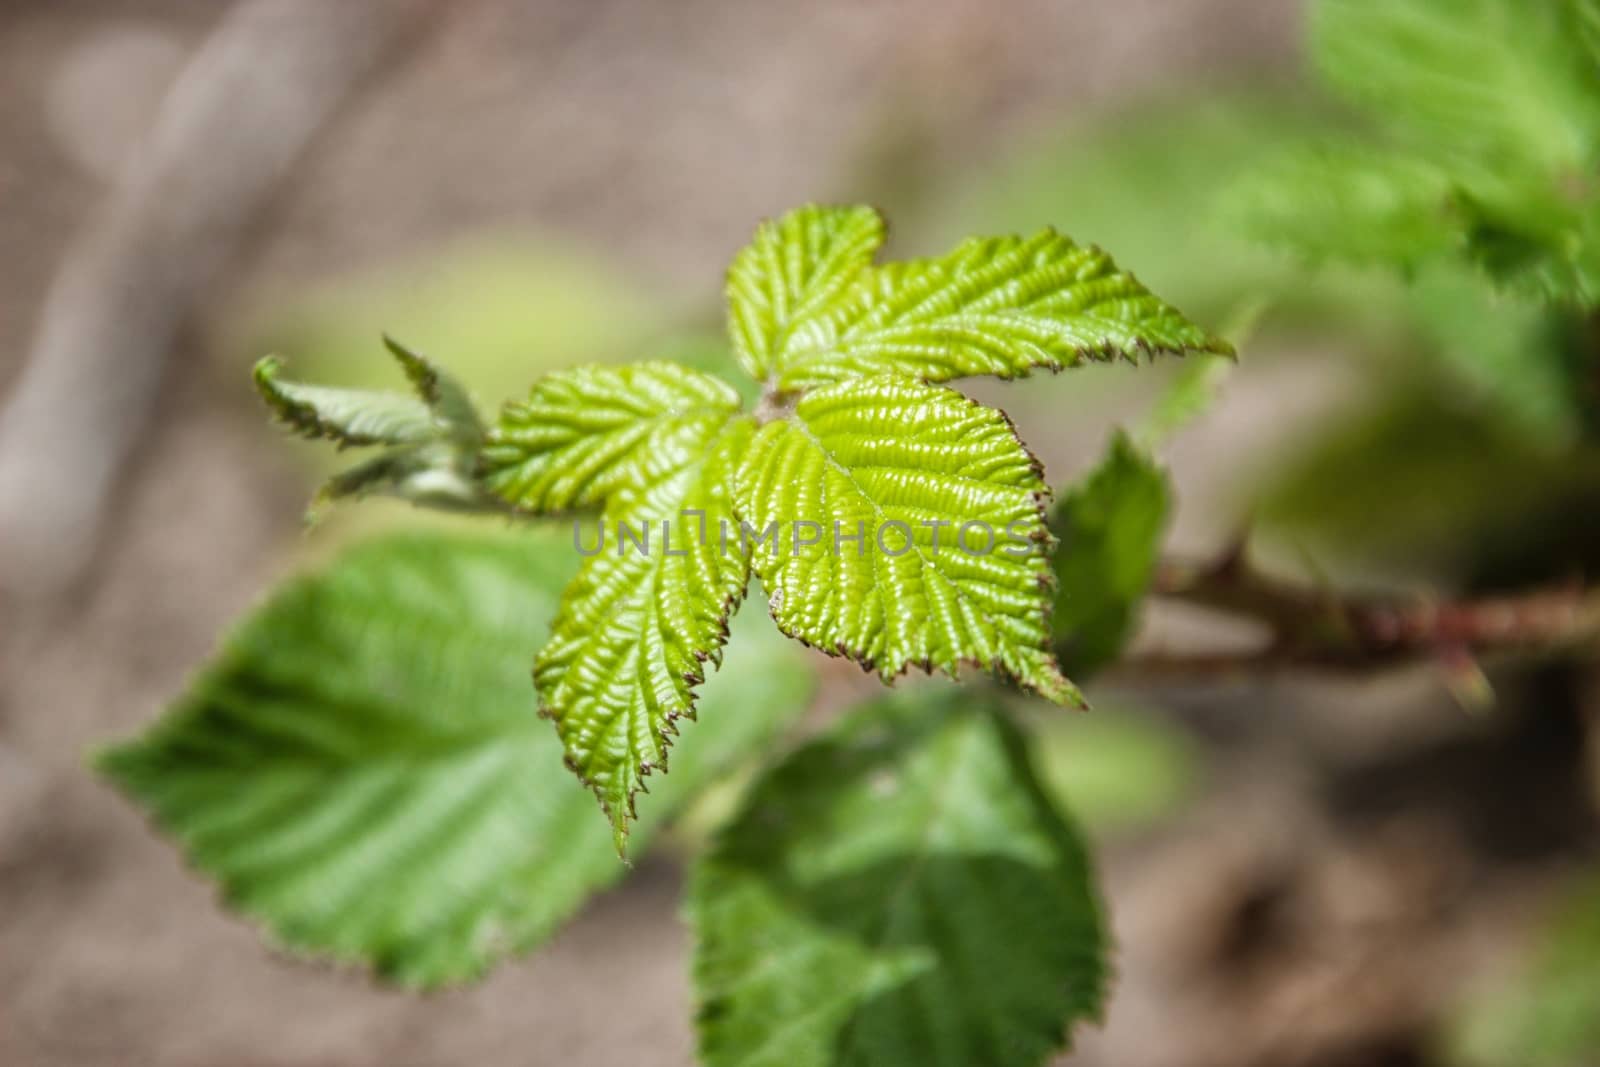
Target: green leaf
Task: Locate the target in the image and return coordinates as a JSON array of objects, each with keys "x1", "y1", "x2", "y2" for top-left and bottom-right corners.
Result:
[
  {"x1": 1581, "y1": 0, "x2": 1600, "y2": 67},
  {"x1": 1452, "y1": 182, "x2": 1600, "y2": 306},
  {"x1": 1312, "y1": 0, "x2": 1600, "y2": 175},
  {"x1": 1051, "y1": 432, "x2": 1171, "y2": 677},
  {"x1": 254, "y1": 356, "x2": 436, "y2": 446},
  {"x1": 690, "y1": 688, "x2": 1106, "y2": 1067},
  {"x1": 97, "y1": 530, "x2": 811, "y2": 988},
  {"x1": 774, "y1": 228, "x2": 1231, "y2": 390},
  {"x1": 535, "y1": 417, "x2": 756, "y2": 852},
  {"x1": 1403, "y1": 265, "x2": 1579, "y2": 440},
  {"x1": 254, "y1": 344, "x2": 495, "y2": 519},
  {"x1": 383, "y1": 334, "x2": 484, "y2": 443},
  {"x1": 482, "y1": 361, "x2": 742, "y2": 514},
  {"x1": 1228, "y1": 144, "x2": 1460, "y2": 270},
  {"x1": 726, "y1": 205, "x2": 886, "y2": 382},
  {"x1": 737, "y1": 376, "x2": 1080, "y2": 706}
]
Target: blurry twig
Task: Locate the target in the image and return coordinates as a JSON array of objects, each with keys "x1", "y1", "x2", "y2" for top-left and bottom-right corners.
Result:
[
  {"x1": 1120, "y1": 552, "x2": 1600, "y2": 683},
  {"x1": 0, "y1": 0, "x2": 433, "y2": 601}
]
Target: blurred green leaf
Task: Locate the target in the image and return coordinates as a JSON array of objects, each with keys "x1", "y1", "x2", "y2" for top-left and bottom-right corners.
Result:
[
  {"x1": 1257, "y1": 379, "x2": 1600, "y2": 577},
  {"x1": 1236, "y1": 0, "x2": 1600, "y2": 305},
  {"x1": 1401, "y1": 266, "x2": 1578, "y2": 441},
  {"x1": 1312, "y1": 0, "x2": 1600, "y2": 174},
  {"x1": 942, "y1": 92, "x2": 1412, "y2": 337},
  {"x1": 1051, "y1": 432, "x2": 1172, "y2": 677},
  {"x1": 690, "y1": 687, "x2": 1105, "y2": 1067},
  {"x1": 1226, "y1": 143, "x2": 1459, "y2": 270},
  {"x1": 99, "y1": 529, "x2": 811, "y2": 988}
]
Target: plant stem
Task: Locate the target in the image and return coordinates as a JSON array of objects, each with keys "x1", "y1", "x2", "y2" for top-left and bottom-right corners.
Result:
[{"x1": 1121, "y1": 553, "x2": 1600, "y2": 678}]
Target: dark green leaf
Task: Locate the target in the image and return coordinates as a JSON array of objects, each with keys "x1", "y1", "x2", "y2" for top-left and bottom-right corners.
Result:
[
  {"x1": 690, "y1": 688, "x2": 1106, "y2": 1067},
  {"x1": 1051, "y1": 432, "x2": 1172, "y2": 677}
]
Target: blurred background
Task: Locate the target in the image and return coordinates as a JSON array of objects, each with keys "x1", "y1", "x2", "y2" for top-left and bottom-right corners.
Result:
[{"x1": 3, "y1": 1, "x2": 1598, "y2": 1065}]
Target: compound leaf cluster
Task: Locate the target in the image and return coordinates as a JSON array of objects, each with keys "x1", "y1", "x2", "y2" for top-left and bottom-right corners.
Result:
[{"x1": 471, "y1": 204, "x2": 1222, "y2": 845}]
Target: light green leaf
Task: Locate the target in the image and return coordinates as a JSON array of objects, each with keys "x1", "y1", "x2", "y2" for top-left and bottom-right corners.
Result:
[
  {"x1": 482, "y1": 361, "x2": 742, "y2": 514},
  {"x1": 1228, "y1": 144, "x2": 1460, "y2": 270},
  {"x1": 690, "y1": 687, "x2": 1106, "y2": 1067},
  {"x1": 97, "y1": 530, "x2": 811, "y2": 988},
  {"x1": 1051, "y1": 432, "x2": 1171, "y2": 677},
  {"x1": 535, "y1": 418, "x2": 756, "y2": 852},
  {"x1": 775, "y1": 228, "x2": 1231, "y2": 389},
  {"x1": 737, "y1": 376, "x2": 1079, "y2": 706},
  {"x1": 254, "y1": 356, "x2": 436, "y2": 446},
  {"x1": 726, "y1": 205, "x2": 886, "y2": 382},
  {"x1": 1312, "y1": 0, "x2": 1600, "y2": 175}
]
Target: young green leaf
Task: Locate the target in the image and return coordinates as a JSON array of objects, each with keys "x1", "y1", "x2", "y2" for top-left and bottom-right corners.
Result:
[
  {"x1": 383, "y1": 334, "x2": 484, "y2": 443},
  {"x1": 774, "y1": 228, "x2": 1232, "y2": 389},
  {"x1": 534, "y1": 418, "x2": 756, "y2": 852},
  {"x1": 690, "y1": 687, "x2": 1106, "y2": 1067},
  {"x1": 255, "y1": 343, "x2": 494, "y2": 519},
  {"x1": 97, "y1": 531, "x2": 811, "y2": 988},
  {"x1": 254, "y1": 356, "x2": 437, "y2": 446},
  {"x1": 1051, "y1": 432, "x2": 1172, "y2": 677},
  {"x1": 482, "y1": 361, "x2": 742, "y2": 514},
  {"x1": 1313, "y1": 0, "x2": 1600, "y2": 175},
  {"x1": 737, "y1": 376, "x2": 1080, "y2": 706},
  {"x1": 726, "y1": 204, "x2": 886, "y2": 382}
]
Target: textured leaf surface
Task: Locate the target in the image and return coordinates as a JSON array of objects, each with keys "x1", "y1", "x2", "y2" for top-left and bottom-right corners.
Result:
[
  {"x1": 690, "y1": 688, "x2": 1106, "y2": 1067},
  {"x1": 255, "y1": 344, "x2": 493, "y2": 518},
  {"x1": 482, "y1": 361, "x2": 742, "y2": 514},
  {"x1": 1051, "y1": 432, "x2": 1172, "y2": 677},
  {"x1": 737, "y1": 377, "x2": 1078, "y2": 705},
  {"x1": 774, "y1": 228, "x2": 1231, "y2": 388},
  {"x1": 98, "y1": 531, "x2": 810, "y2": 987},
  {"x1": 1313, "y1": 0, "x2": 1600, "y2": 174},
  {"x1": 536, "y1": 418, "x2": 756, "y2": 851},
  {"x1": 726, "y1": 205, "x2": 885, "y2": 381},
  {"x1": 254, "y1": 356, "x2": 436, "y2": 446}
]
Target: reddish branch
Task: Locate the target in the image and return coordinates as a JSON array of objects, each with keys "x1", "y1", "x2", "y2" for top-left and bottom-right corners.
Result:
[{"x1": 1123, "y1": 552, "x2": 1600, "y2": 679}]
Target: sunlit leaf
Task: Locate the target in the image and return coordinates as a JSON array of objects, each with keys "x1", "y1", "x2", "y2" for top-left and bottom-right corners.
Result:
[
  {"x1": 482, "y1": 361, "x2": 742, "y2": 514},
  {"x1": 534, "y1": 418, "x2": 758, "y2": 852},
  {"x1": 774, "y1": 228, "x2": 1230, "y2": 389},
  {"x1": 737, "y1": 376, "x2": 1079, "y2": 705},
  {"x1": 726, "y1": 205, "x2": 886, "y2": 382}
]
